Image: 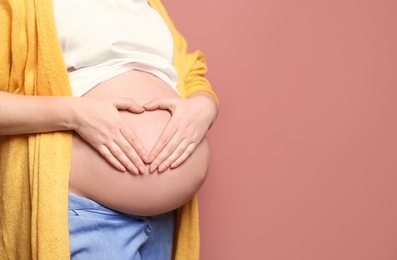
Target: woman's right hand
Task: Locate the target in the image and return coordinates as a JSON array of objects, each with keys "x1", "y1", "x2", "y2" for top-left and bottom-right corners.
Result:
[
  {"x1": 0, "y1": 91, "x2": 147, "y2": 174},
  {"x1": 71, "y1": 97, "x2": 148, "y2": 174}
]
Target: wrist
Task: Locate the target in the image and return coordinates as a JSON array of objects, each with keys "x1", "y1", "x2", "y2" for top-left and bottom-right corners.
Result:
[
  {"x1": 56, "y1": 96, "x2": 81, "y2": 132},
  {"x1": 189, "y1": 92, "x2": 218, "y2": 126}
]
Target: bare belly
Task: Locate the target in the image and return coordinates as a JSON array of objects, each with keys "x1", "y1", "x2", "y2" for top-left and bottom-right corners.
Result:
[{"x1": 69, "y1": 71, "x2": 209, "y2": 216}]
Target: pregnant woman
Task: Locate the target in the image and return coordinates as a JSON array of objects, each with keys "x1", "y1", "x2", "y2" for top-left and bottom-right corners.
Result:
[{"x1": 0, "y1": 0, "x2": 218, "y2": 259}]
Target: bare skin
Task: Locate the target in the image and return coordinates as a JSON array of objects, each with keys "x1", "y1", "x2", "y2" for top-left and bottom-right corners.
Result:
[
  {"x1": 0, "y1": 75, "x2": 217, "y2": 179},
  {"x1": 69, "y1": 70, "x2": 210, "y2": 216},
  {"x1": 0, "y1": 69, "x2": 217, "y2": 216}
]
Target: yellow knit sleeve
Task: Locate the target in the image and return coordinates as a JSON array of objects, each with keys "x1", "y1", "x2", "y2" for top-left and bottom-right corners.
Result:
[
  {"x1": 149, "y1": 0, "x2": 219, "y2": 104},
  {"x1": 0, "y1": 1, "x2": 72, "y2": 259},
  {"x1": 183, "y1": 50, "x2": 219, "y2": 104}
]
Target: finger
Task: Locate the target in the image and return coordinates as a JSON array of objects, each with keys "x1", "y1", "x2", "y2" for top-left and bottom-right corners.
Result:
[
  {"x1": 149, "y1": 133, "x2": 182, "y2": 173},
  {"x1": 148, "y1": 122, "x2": 177, "y2": 164},
  {"x1": 115, "y1": 134, "x2": 146, "y2": 174},
  {"x1": 113, "y1": 98, "x2": 145, "y2": 113},
  {"x1": 96, "y1": 144, "x2": 127, "y2": 173},
  {"x1": 130, "y1": 134, "x2": 149, "y2": 164},
  {"x1": 170, "y1": 143, "x2": 196, "y2": 169},
  {"x1": 119, "y1": 129, "x2": 148, "y2": 173},
  {"x1": 143, "y1": 98, "x2": 176, "y2": 112},
  {"x1": 157, "y1": 139, "x2": 191, "y2": 173},
  {"x1": 107, "y1": 141, "x2": 140, "y2": 175},
  {"x1": 120, "y1": 122, "x2": 148, "y2": 162}
]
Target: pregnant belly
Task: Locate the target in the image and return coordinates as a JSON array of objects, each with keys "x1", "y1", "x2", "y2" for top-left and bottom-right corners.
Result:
[{"x1": 69, "y1": 71, "x2": 209, "y2": 216}]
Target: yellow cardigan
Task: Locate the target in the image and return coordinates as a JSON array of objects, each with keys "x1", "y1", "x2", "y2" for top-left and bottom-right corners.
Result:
[{"x1": 0, "y1": 0, "x2": 217, "y2": 259}]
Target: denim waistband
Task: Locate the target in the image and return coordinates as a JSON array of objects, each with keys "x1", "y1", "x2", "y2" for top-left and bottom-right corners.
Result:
[{"x1": 68, "y1": 193, "x2": 105, "y2": 210}]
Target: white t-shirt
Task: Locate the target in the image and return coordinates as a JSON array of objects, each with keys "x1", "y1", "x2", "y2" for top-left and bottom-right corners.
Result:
[{"x1": 53, "y1": 0, "x2": 179, "y2": 96}]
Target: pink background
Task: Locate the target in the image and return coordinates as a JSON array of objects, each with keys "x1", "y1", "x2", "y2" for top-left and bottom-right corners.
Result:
[{"x1": 162, "y1": 0, "x2": 397, "y2": 259}]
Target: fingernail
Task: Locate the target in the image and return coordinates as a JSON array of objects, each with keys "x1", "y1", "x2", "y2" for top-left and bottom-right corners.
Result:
[
  {"x1": 142, "y1": 155, "x2": 148, "y2": 163},
  {"x1": 159, "y1": 164, "x2": 166, "y2": 173},
  {"x1": 171, "y1": 163, "x2": 177, "y2": 168},
  {"x1": 131, "y1": 166, "x2": 139, "y2": 175},
  {"x1": 149, "y1": 155, "x2": 155, "y2": 163},
  {"x1": 139, "y1": 165, "x2": 145, "y2": 174},
  {"x1": 150, "y1": 164, "x2": 158, "y2": 173}
]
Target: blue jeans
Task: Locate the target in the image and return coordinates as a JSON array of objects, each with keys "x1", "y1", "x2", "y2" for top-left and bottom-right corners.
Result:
[{"x1": 68, "y1": 193, "x2": 175, "y2": 260}]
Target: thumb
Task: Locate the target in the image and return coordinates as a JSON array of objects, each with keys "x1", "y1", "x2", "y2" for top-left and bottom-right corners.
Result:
[
  {"x1": 112, "y1": 98, "x2": 144, "y2": 113},
  {"x1": 143, "y1": 98, "x2": 176, "y2": 112}
]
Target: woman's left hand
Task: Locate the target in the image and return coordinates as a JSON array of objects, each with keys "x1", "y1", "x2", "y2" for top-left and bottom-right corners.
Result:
[{"x1": 143, "y1": 92, "x2": 218, "y2": 173}]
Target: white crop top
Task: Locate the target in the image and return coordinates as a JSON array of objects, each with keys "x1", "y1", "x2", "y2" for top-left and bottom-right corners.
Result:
[{"x1": 53, "y1": 0, "x2": 179, "y2": 96}]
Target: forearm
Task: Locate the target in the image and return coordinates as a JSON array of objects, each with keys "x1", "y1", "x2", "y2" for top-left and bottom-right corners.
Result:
[
  {"x1": 0, "y1": 91, "x2": 75, "y2": 135},
  {"x1": 0, "y1": 90, "x2": 149, "y2": 173}
]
